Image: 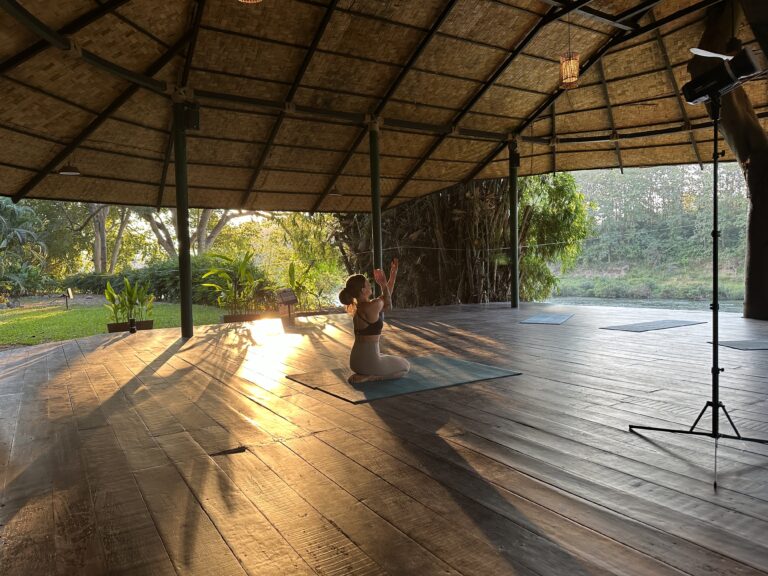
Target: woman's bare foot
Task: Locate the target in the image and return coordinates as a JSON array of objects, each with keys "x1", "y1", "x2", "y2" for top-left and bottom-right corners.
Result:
[
  {"x1": 348, "y1": 373, "x2": 382, "y2": 385},
  {"x1": 348, "y1": 371, "x2": 408, "y2": 385}
]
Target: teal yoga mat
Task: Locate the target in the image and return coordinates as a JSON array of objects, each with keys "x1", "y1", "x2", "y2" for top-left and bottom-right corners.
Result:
[
  {"x1": 287, "y1": 354, "x2": 521, "y2": 404},
  {"x1": 602, "y1": 319, "x2": 705, "y2": 332},
  {"x1": 520, "y1": 313, "x2": 573, "y2": 324},
  {"x1": 718, "y1": 340, "x2": 768, "y2": 350}
]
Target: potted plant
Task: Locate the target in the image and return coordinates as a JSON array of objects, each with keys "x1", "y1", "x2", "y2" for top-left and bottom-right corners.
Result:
[
  {"x1": 105, "y1": 278, "x2": 155, "y2": 333},
  {"x1": 202, "y1": 252, "x2": 271, "y2": 323}
]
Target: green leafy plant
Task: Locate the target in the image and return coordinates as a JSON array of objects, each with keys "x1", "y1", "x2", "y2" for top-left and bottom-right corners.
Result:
[
  {"x1": 104, "y1": 278, "x2": 154, "y2": 323},
  {"x1": 202, "y1": 252, "x2": 273, "y2": 316}
]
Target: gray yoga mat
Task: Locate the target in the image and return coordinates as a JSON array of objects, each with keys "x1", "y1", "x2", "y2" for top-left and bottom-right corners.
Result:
[
  {"x1": 602, "y1": 319, "x2": 705, "y2": 332},
  {"x1": 718, "y1": 340, "x2": 768, "y2": 350},
  {"x1": 287, "y1": 354, "x2": 521, "y2": 404},
  {"x1": 520, "y1": 313, "x2": 573, "y2": 325}
]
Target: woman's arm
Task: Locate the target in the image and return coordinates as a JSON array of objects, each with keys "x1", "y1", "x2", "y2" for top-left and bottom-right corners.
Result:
[
  {"x1": 387, "y1": 258, "x2": 398, "y2": 294},
  {"x1": 373, "y1": 268, "x2": 391, "y2": 311}
]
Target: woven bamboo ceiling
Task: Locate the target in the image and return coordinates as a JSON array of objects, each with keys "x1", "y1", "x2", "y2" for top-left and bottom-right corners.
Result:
[{"x1": 1, "y1": 0, "x2": 766, "y2": 213}]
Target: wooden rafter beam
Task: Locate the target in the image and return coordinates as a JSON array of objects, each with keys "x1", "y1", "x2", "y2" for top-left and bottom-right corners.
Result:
[
  {"x1": 465, "y1": 0, "x2": 725, "y2": 182},
  {"x1": 597, "y1": 60, "x2": 625, "y2": 173},
  {"x1": 382, "y1": 1, "x2": 596, "y2": 209},
  {"x1": 310, "y1": 0, "x2": 460, "y2": 214},
  {"x1": 532, "y1": 0, "x2": 634, "y2": 31},
  {"x1": 240, "y1": 0, "x2": 339, "y2": 209},
  {"x1": 0, "y1": 0, "x2": 130, "y2": 74},
  {"x1": 10, "y1": 31, "x2": 192, "y2": 203},
  {"x1": 652, "y1": 23, "x2": 703, "y2": 168},
  {"x1": 157, "y1": 0, "x2": 206, "y2": 209}
]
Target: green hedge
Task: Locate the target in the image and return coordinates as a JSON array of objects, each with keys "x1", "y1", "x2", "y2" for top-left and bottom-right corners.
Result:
[{"x1": 63, "y1": 255, "x2": 237, "y2": 305}]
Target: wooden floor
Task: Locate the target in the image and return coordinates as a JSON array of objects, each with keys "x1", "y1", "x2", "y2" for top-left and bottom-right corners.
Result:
[{"x1": 1, "y1": 302, "x2": 768, "y2": 576}]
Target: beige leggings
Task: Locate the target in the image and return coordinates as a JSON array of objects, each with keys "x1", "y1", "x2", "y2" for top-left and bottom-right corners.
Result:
[{"x1": 350, "y1": 340, "x2": 410, "y2": 377}]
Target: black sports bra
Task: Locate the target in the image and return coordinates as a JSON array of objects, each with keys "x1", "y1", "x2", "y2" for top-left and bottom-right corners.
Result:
[{"x1": 354, "y1": 312, "x2": 383, "y2": 336}]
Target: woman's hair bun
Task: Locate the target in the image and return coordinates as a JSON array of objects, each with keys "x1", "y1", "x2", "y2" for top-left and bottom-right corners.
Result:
[{"x1": 338, "y1": 287, "x2": 353, "y2": 306}]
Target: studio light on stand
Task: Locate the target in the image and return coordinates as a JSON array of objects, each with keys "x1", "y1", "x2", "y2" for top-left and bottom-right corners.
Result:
[{"x1": 628, "y1": 47, "x2": 767, "y2": 489}]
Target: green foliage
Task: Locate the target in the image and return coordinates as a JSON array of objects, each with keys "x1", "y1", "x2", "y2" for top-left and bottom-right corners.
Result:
[
  {"x1": 0, "y1": 302, "x2": 221, "y2": 346},
  {"x1": 0, "y1": 198, "x2": 50, "y2": 296},
  {"x1": 561, "y1": 164, "x2": 748, "y2": 301},
  {"x1": 202, "y1": 251, "x2": 274, "y2": 315},
  {"x1": 104, "y1": 278, "x2": 155, "y2": 323},
  {"x1": 517, "y1": 173, "x2": 594, "y2": 300}
]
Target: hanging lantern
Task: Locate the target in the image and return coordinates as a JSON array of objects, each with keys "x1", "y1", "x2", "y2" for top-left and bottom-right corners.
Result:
[
  {"x1": 238, "y1": 0, "x2": 262, "y2": 3},
  {"x1": 560, "y1": 51, "x2": 580, "y2": 89}
]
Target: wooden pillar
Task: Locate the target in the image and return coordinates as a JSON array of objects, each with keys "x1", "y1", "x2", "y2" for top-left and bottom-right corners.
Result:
[
  {"x1": 173, "y1": 99, "x2": 193, "y2": 338},
  {"x1": 369, "y1": 120, "x2": 383, "y2": 287},
  {"x1": 508, "y1": 139, "x2": 520, "y2": 308}
]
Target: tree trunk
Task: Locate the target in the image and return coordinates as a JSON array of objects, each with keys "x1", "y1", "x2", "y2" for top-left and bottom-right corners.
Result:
[
  {"x1": 689, "y1": 0, "x2": 768, "y2": 319},
  {"x1": 89, "y1": 203, "x2": 109, "y2": 273},
  {"x1": 108, "y1": 208, "x2": 130, "y2": 274},
  {"x1": 140, "y1": 210, "x2": 177, "y2": 258}
]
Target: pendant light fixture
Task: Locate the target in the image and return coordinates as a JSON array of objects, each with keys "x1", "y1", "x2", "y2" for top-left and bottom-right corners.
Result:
[{"x1": 560, "y1": 15, "x2": 580, "y2": 89}]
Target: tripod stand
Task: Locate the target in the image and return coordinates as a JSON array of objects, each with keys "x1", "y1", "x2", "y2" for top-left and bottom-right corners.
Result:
[{"x1": 628, "y1": 94, "x2": 768, "y2": 489}]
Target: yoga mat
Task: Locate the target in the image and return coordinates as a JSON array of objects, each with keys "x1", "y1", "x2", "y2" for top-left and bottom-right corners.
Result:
[
  {"x1": 520, "y1": 313, "x2": 573, "y2": 325},
  {"x1": 287, "y1": 354, "x2": 521, "y2": 404},
  {"x1": 718, "y1": 340, "x2": 768, "y2": 350},
  {"x1": 602, "y1": 319, "x2": 705, "y2": 332}
]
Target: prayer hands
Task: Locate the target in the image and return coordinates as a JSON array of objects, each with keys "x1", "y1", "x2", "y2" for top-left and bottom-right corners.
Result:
[
  {"x1": 390, "y1": 258, "x2": 399, "y2": 275},
  {"x1": 373, "y1": 268, "x2": 387, "y2": 286}
]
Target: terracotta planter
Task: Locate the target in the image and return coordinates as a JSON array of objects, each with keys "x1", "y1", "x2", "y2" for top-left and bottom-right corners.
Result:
[
  {"x1": 107, "y1": 319, "x2": 154, "y2": 333},
  {"x1": 221, "y1": 313, "x2": 261, "y2": 323}
]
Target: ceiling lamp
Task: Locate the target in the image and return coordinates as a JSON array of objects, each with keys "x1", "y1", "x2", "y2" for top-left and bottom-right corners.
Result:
[
  {"x1": 560, "y1": 16, "x2": 580, "y2": 89},
  {"x1": 58, "y1": 162, "x2": 81, "y2": 176},
  {"x1": 238, "y1": 0, "x2": 262, "y2": 3}
]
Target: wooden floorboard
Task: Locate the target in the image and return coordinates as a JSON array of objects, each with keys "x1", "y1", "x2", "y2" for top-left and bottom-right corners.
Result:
[{"x1": 1, "y1": 302, "x2": 767, "y2": 575}]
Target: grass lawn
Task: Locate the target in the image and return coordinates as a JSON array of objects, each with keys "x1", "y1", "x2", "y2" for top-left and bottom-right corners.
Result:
[{"x1": 0, "y1": 302, "x2": 223, "y2": 347}]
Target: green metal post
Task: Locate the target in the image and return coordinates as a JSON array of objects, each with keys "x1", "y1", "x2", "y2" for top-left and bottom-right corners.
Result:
[
  {"x1": 509, "y1": 140, "x2": 520, "y2": 308},
  {"x1": 173, "y1": 100, "x2": 194, "y2": 338},
  {"x1": 369, "y1": 120, "x2": 383, "y2": 290}
]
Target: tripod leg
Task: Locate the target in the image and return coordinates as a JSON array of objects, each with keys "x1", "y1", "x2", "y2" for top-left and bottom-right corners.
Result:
[
  {"x1": 688, "y1": 401, "x2": 712, "y2": 433},
  {"x1": 720, "y1": 403, "x2": 742, "y2": 439}
]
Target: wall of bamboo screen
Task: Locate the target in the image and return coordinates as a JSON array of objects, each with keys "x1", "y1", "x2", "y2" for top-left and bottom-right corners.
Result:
[{"x1": 0, "y1": 0, "x2": 766, "y2": 213}]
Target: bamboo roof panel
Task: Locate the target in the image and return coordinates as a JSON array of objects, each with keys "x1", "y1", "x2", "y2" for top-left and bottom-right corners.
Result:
[
  {"x1": 204, "y1": 0, "x2": 324, "y2": 45},
  {"x1": 441, "y1": 0, "x2": 545, "y2": 47},
  {"x1": 1, "y1": 0, "x2": 766, "y2": 212},
  {"x1": 415, "y1": 158, "x2": 476, "y2": 181},
  {"x1": 414, "y1": 35, "x2": 506, "y2": 83},
  {"x1": 379, "y1": 101, "x2": 457, "y2": 126},
  {"x1": 0, "y1": 0, "x2": 78, "y2": 58},
  {"x1": 497, "y1": 55, "x2": 561, "y2": 93},
  {"x1": 301, "y1": 52, "x2": 399, "y2": 97},
  {"x1": 0, "y1": 127, "x2": 60, "y2": 167},
  {"x1": 70, "y1": 13, "x2": 168, "y2": 72},
  {"x1": 86, "y1": 119, "x2": 167, "y2": 156},
  {"x1": 167, "y1": 164, "x2": 252, "y2": 191},
  {"x1": 0, "y1": 78, "x2": 94, "y2": 139},
  {"x1": 336, "y1": 0, "x2": 445, "y2": 29},
  {"x1": 194, "y1": 29, "x2": 305, "y2": 84},
  {"x1": 391, "y1": 69, "x2": 482, "y2": 110},
  {"x1": 319, "y1": 11, "x2": 425, "y2": 64},
  {"x1": 293, "y1": 86, "x2": 379, "y2": 116},
  {"x1": 471, "y1": 84, "x2": 553, "y2": 117},
  {"x1": 115, "y1": 0, "x2": 190, "y2": 43},
  {"x1": 266, "y1": 146, "x2": 345, "y2": 174},
  {"x1": 345, "y1": 154, "x2": 415, "y2": 179},
  {"x1": 195, "y1": 107, "x2": 276, "y2": 143},
  {"x1": 189, "y1": 70, "x2": 290, "y2": 102},
  {"x1": 7, "y1": 50, "x2": 128, "y2": 112},
  {"x1": 460, "y1": 112, "x2": 520, "y2": 133},
  {"x1": 433, "y1": 137, "x2": 501, "y2": 163}
]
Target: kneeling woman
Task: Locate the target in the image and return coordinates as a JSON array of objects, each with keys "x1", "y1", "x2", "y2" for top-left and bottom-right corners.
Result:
[{"x1": 338, "y1": 260, "x2": 410, "y2": 383}]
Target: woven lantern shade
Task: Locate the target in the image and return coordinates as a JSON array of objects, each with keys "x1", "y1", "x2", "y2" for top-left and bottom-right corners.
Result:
[{"x1": 560, "y1": 51, "x2": 580, "y2": 89}]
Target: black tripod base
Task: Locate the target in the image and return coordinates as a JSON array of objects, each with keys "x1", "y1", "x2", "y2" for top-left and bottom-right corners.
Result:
[{"x1": 629, "y1": 400, "x2": 768, "y2": 445}]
